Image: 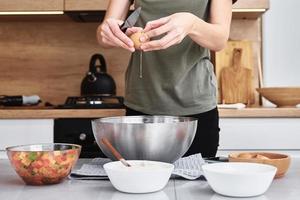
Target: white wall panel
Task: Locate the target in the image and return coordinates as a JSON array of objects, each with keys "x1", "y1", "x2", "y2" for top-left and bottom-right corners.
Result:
[
  {"x1": 263, "y1": 0, "x2": 300, "y2": 87},
  {"x1": 219, "y1": 118, "x2": 300, "y2": 150},
  {"x1": 0, "y1": 120, "x2": 53, "y2": 150}
]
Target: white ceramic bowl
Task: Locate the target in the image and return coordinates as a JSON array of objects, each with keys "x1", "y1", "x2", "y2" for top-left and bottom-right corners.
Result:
[
  {"x1": 202, "y1": 162, "x2": 277, "y2": 197},
  {"x1": 104, "y1": 160, "x2": 174, "y2": 193}
]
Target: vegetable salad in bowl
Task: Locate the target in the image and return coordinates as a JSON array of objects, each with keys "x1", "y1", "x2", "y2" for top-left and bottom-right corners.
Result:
[{"x1": 6, "y1": 143, "x2": 81, "y2": 185}]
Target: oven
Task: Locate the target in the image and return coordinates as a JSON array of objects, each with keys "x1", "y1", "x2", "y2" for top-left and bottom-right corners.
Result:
[
  {"x1": 54, "y1": 118, "x2": 106, "y2": 158},
  {"x1": 53, "y1": 95, "x2": 124, "y2": 158}
]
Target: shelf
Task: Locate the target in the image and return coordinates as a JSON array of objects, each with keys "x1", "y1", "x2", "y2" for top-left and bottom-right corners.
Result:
[
  {"x1": 0, "y1": 108, "x2": 125, "y2": 119},
  {"x1": 0, "y1": 107, "x2": 299, "y2": 119},
  {"x1": 232, "y1": 8, "x2": 267, "y2": 19},
  {"x1": 219, "y1": 107, "x2": 300, "y2": 118},
  {"x1": 0, "y1": 0, "x2": 64, "y2": 12}
]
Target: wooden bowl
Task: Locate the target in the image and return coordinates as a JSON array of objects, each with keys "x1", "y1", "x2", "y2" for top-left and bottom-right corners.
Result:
[
  {"x1": 256, "y1": 87, "x2": 300, "y2": 107},
  {"x1": 229, "y1": 152, "x2": 291, "y2": 178}
]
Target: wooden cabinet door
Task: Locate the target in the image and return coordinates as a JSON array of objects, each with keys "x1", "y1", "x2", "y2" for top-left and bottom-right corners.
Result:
[
  {"x1": 64, "y1": 0, "x2": 108, "y2": 11},
  {"x1": 0, "y1": 0, "x2": 64, "y2": 11}
]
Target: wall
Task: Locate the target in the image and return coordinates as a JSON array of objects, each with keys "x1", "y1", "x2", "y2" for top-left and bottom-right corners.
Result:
[
  {"x1": 263, "y1": 0, "x2": 300, "y2": 87},
  {"x1": 0, "y1": 17, "x2": 130, "y2": 105}
]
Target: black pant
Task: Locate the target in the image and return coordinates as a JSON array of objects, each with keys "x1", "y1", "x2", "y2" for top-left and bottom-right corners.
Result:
[{"x1": 125, "y1": 107, "x2": 220, "y2": 158}]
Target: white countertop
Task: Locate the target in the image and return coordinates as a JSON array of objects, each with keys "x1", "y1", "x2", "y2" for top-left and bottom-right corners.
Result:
[{"x1": 0, "y1": 158, "x2": 299, "y2": 200}]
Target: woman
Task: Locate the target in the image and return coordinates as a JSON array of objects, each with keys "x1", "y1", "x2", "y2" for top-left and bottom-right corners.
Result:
[{"x1": 97, "y1": 0, "x2": 236, "y2": 158}]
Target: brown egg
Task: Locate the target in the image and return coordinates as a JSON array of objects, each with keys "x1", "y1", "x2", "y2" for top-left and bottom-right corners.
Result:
[{"x1": 130, "y1": 31, "x2": 147, "y2": 50}]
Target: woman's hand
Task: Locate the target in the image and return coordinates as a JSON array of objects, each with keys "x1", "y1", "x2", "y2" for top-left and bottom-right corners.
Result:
[
  {"x1": 97, "y1": 18, "x2": 136, "y2": 52},
  {"x1": 140, "y1": 13, "x2": 197, "y2": 52}
]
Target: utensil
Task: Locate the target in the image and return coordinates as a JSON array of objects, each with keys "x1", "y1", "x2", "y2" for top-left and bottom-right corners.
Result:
[
  {"x1": 120, "y1": 7, "x2": 142, "y2": 33},
  {"x1": 81, "y1": 54, "x2": 116, "y2": 96},
  {"x1": 256, "y1": 87, "x2": 300, "y2": 107},
  {"x1": 229, "y1": 152, "x2": 291, "y2": 178},
  {"x1": 92, "y1": 116, "x2": 197, "y2": 163},
  {"x1": 103, "y1": 160, "x2": 174, "y2": 193},
  {"x1": 202, "y1": 162, "x2": 276, "y2": 197},
  {"x1": 6, "y1": 143, "x2": 81, "y2": 185},
  {"x1": 101, "y1": 138, "x2": 131, "y2": 167},
  {"x1": 215, "y1": 41, "x2": 256, "y2": 104},
  {"x1": 220, "y1": 48, "x2": 253, "y2": 105}
]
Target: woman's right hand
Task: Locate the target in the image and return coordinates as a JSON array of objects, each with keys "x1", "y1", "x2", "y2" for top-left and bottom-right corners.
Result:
[{"x1": 97, "y1": 18, "x2": 135, "y2": 52}]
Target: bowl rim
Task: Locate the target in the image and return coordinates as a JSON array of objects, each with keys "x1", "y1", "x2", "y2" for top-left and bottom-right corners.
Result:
[
  {"x1": 202, "y1": 162, "x2": 277, "y2": 175},
  {"x1": 92, "y1": 115, "x2": 198, "y2": 124},
  {"x1": 229, "y1": 152, "x2": 290, "y2": 160},
  {"x1": 6, "y1": 143, "x2": 82, "y2": 152},
  {"x1": 103, "y1": 160, "x2": 175, "y2": 171}
]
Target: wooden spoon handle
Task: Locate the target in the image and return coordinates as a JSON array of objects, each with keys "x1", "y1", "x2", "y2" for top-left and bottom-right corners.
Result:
[
  {"x1": 101, "y1": 138, "x2": 131, "y2": 167},
  {"x1": 101, "y1": 138, "x2": 123, "y2": 161}
]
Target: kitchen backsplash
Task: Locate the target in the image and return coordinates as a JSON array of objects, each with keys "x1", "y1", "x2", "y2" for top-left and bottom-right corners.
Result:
[{"x1": 0, "y1": 20, "x2": 130, "y2": 105}]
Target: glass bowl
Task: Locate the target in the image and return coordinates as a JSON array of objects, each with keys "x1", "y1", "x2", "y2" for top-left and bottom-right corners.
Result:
[{"x1": 6, "y1": 143, "x2": 81, "y2": 185}]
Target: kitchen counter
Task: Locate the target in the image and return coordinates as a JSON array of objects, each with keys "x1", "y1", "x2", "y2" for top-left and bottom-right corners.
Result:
[
  {"x1": 0, "y1": 107, "x2": 300, "y2": 119},
  {"x1": 0, "y1": 158, "x2": 299, "y2": 200}
]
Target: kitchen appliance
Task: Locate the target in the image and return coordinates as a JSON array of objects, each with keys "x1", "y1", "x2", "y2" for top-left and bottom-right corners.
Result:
[
  {"x1": 92, "y1": 116, "x2": 198, "y2": 163},
  {"x1": 0, "y1": 95, "x2": 41, "y2": 106},
  {"x1": 54, "y1": 118, "x2": 106, "y2": 158},
  {"x1": 81, "y1": 54, "x2": 116, "y2": 96},
  {"x1": 56, "y1": 95, "x2": 124, "y2": 109},
  {"x1": 54, "y1": 95, "x2": 124, "y2": 158}
]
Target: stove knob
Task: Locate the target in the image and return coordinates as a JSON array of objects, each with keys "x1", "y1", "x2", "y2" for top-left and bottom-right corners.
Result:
[{"x1": 79, "y1": 133, "x2": 87, "y2": 141}]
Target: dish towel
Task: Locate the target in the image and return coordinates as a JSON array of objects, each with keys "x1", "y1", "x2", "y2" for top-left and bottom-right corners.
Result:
[{"x1": 70, "y1": 153, "x2": 206, "y2": 180}]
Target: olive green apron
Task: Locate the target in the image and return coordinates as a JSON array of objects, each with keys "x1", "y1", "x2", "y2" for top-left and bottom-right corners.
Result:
[{"x1": 125, "y1": 0, "x2": 217, "y2": 115}]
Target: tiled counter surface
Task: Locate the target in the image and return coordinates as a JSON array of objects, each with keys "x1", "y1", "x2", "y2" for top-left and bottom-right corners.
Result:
[{"x1": 0, "y1": 158, "x2": 299, "y2": 200}]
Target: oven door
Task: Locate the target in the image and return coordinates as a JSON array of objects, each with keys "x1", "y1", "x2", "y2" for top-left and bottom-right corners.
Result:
[{"x1": 54, "y1": 118, "x2": 106, "y2": 158}]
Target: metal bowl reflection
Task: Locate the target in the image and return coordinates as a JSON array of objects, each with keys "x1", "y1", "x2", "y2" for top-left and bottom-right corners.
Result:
[{"x1": 92, "y1": 116, "x2": 197, "y2": 163}]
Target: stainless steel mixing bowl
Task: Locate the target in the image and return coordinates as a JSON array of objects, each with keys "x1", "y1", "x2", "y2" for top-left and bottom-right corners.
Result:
[{"x1": 92, "y1": 116, "x2": 197, "y2": 163}]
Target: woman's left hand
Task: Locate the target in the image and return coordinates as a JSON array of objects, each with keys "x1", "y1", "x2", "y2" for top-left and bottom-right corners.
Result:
[{"x1": 140, "y1": 13, "x2": 196, "y2": 52}]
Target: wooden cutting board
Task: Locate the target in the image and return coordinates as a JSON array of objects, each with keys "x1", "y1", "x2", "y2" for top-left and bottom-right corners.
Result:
[
  {"x1": 215, "y1": 40, "x2": 256, "y2": 104},
  {"x1": 220, "y1": 48, "x2": 253, "y2": 104}
]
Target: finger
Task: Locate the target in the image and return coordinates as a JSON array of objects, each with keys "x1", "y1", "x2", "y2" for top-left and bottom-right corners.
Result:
[
  {"x1": 102, "y1": 35, "x2": 118, "y2": 47},
  {"x1": 143, "y1": 35, "x2": 181, "y2": 52},
  {"x1": 115, "y1": 19, "x2": 124, "y2": 26},
  {"x1": 142, "y1": 22, "x2": 173, "y2": 41},
  {"x1": 126, "y1": 27, "x2": 144, "y2": 36},
  {"x1": 107, "y1": 19, "x2": 134, "y2": 47},
  {"x1": 141, "y1": 29, "x2": 181, "y2": 51},
  {"x1": 104, "y1": 24, "x2": 135, "y2": 52},
  {"x1": 143, "y1": 16, "x2": 171, "y2": 32}
]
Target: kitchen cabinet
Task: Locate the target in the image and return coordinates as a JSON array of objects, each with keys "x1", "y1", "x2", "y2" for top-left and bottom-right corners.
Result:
[
  {"x1": 1, "y1": 158, "x2": 300, "y2": 200},
  {"x1": 64, "y1": 0, "x2": 269, "y2": 19},
  {"x1": 0, "y1": 0, "x2": 64, "y2": 12},
  {"x1": 65, "y1": 0, "x2": 108, "y2": 11},
  {"x1": 219, "y1": 118, "x2": 300, "y2": 150},
  {"x1": 0, "y1": 120, "x2": 53, "y2": 159}
]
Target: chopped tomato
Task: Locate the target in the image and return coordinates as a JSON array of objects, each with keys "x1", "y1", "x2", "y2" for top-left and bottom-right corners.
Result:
[{"x1": 9, "y1": 149, "x2": 79, "y2": 185}]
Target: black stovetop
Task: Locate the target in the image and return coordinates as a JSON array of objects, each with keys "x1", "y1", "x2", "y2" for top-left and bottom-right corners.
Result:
[{"x1": 57, "y1": 96, "x2": 124, "y2": 109}]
